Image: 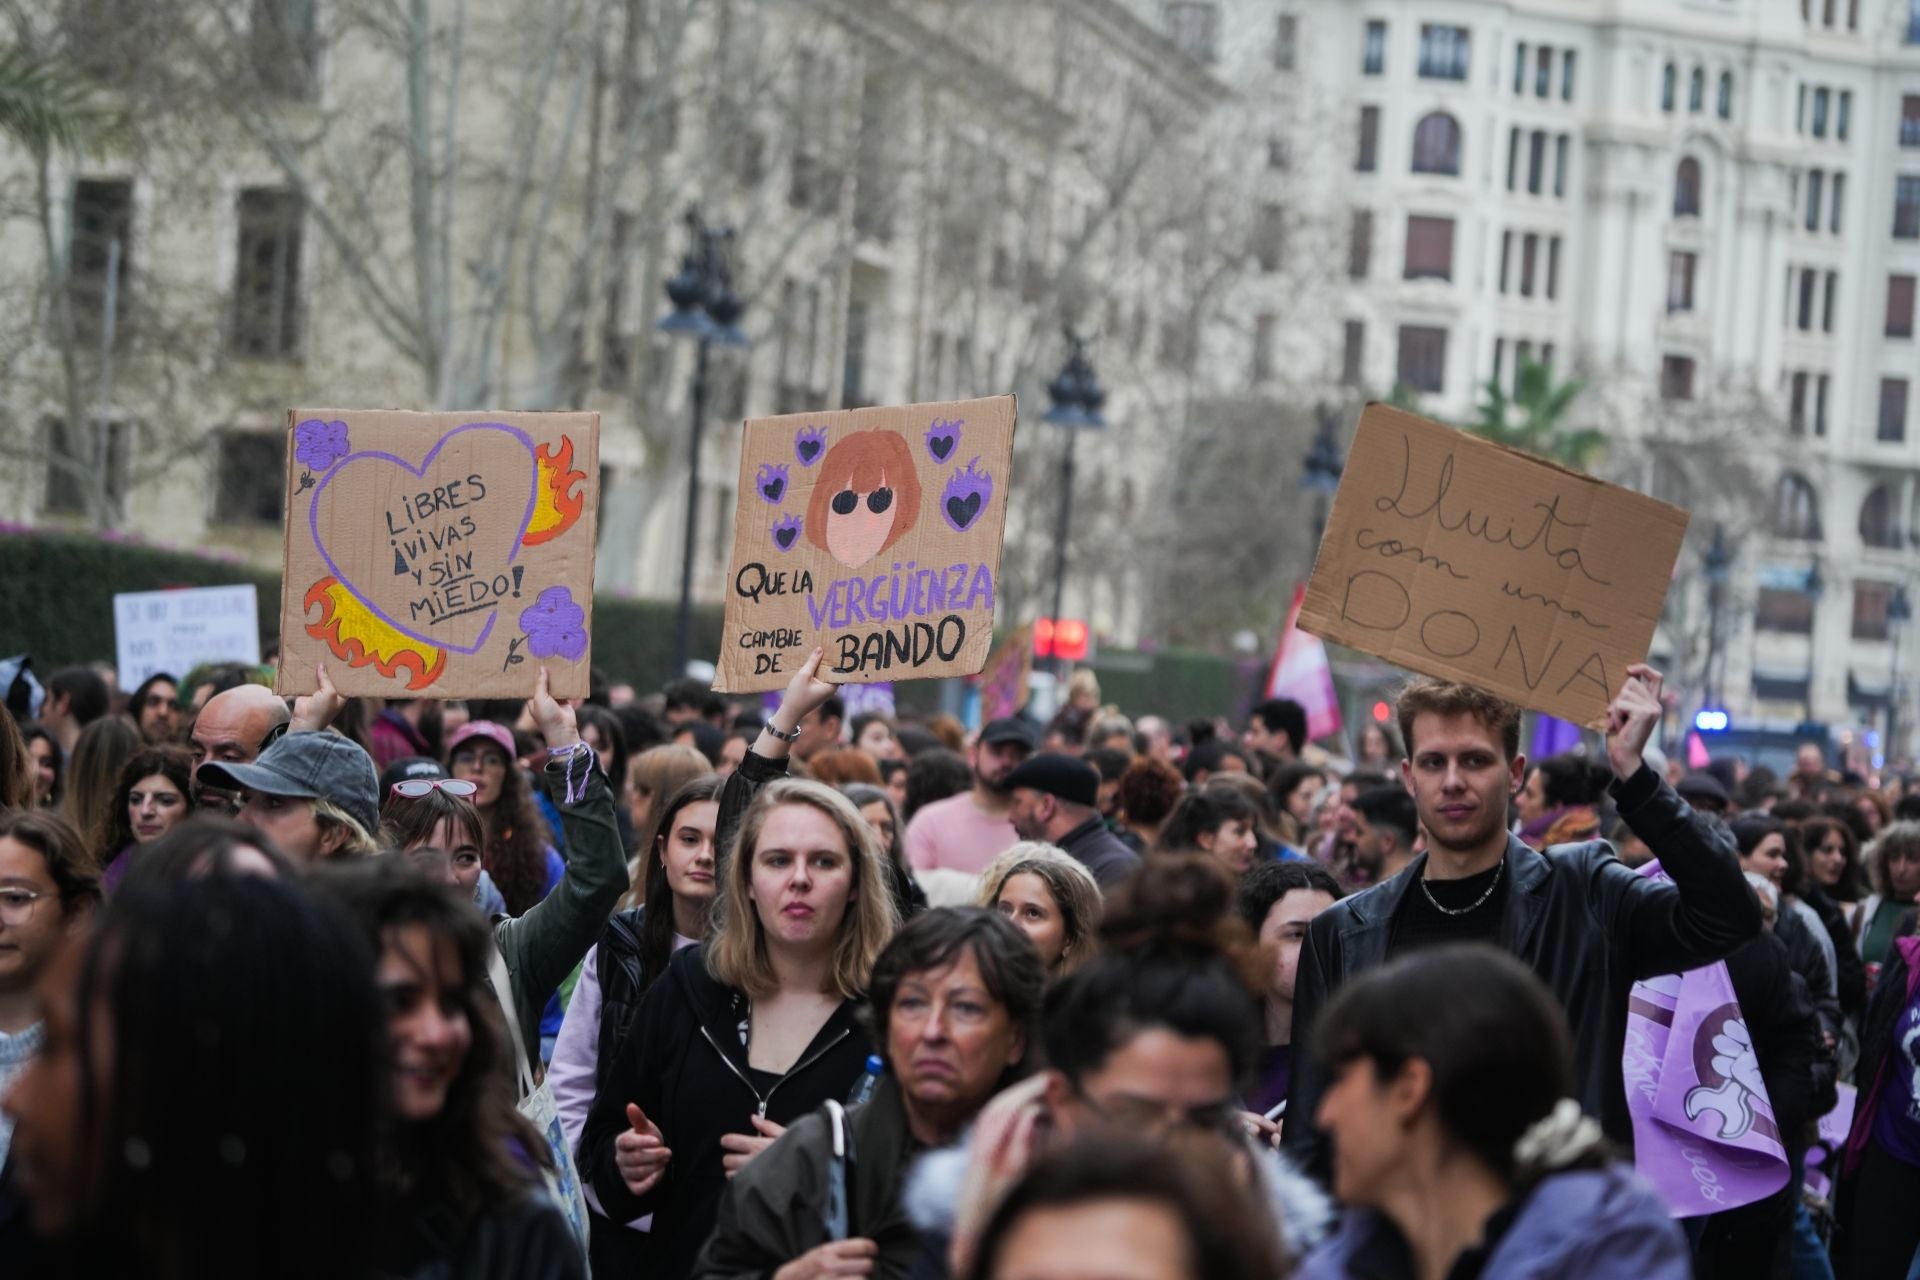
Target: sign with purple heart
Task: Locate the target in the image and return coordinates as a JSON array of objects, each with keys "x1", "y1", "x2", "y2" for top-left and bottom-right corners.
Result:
[
  {"x1": 275, "y1": 408, "x2": 600, "y2": 699},
  {"x1": 715, "y1": 395, "x2": 1018, "y2": 693}
]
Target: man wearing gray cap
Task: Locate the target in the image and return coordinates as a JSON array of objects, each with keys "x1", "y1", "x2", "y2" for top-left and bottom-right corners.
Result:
[
  {"x1": 198, "y1": 731, "x2": 381, "y2": 861},
  {"x1": 1003, "y1": 752, "x2": 1141, "y2": 891}
]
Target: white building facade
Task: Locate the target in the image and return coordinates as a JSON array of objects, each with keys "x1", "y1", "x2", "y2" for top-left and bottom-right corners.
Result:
[{"x1": 1152, "y1": 0, "x2": 1920, "y2": 758}]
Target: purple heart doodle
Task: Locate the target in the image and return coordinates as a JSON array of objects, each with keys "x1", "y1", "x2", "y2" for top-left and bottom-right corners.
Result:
[
  {"x1": 795, "y1": 426, "x2": 827, "y2": 466},
  {"x1": 519, "y1": 586, "x2": 589, "y2": 662},
  {"x1": 924, "y1": 418, "x2": 962, "y2": 464},
  {"x1": 772, "y1": 513, "x2": 803, "y2": 551},
  {"x1": 295, "y1": 419, "x2": 351, "y2": 472},
  {"x1": 307, "y1": 422, "x2": 540, "y2": 656},
  {"x1": 757, "y1": 462, "x2": 790, "y2": 504},
  {"x1": 940, "y1": 457, "x2": 993, "y2": 533}
]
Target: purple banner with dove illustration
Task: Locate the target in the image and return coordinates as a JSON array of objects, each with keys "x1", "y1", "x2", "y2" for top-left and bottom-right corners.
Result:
[{"x1": 1623, "y1": 860, "x2": 1790, "y2": 1218}]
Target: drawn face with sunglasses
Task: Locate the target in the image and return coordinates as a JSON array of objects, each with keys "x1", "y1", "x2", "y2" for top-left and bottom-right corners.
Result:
[{"x1": 805, "y1": 431, "x2": 923, "y2": 570}]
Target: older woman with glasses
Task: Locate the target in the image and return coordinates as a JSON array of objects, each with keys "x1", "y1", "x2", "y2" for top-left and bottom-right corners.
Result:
[{"x1": 696, "y1": 908, "x2": 1045, "y2": 1279}]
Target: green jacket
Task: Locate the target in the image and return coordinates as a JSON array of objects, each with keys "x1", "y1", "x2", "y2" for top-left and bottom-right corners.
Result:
[
  {"x1": 692, "y1": 1076, "x2": 925, "y2": 1280},
  {"x1": 494, "y1": 756, "x2": 628, "y2": 1060}
]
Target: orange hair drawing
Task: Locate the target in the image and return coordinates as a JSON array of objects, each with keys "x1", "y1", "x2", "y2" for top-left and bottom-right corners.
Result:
[{"x1": 804, "y1": 430, "x2": 922, "y2": 557}]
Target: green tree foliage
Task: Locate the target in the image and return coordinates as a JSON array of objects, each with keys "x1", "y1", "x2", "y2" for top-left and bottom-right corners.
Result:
[
  {"x1": 0, "y1": 46, "x2": 115, "y2": 158},
  {"x1": 1467, "y1": 355, "x2": 1605, "y2": 470}
]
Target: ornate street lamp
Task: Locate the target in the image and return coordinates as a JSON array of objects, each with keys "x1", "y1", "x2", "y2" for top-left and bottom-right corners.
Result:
[{"x1": 658, "y1": 207, "x2": 749, "y2": 676}]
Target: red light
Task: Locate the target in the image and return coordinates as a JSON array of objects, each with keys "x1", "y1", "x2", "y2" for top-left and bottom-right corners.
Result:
[
  {"x1": 1054, "y1": 619, "x2": 1089, "y2": 662},
  {"x1": 1372, "y1": 701, "x2": 1392, "y2": 722},
  {"x1": 1031, "y1": 618, "x2": 1089, "y2": 662}
]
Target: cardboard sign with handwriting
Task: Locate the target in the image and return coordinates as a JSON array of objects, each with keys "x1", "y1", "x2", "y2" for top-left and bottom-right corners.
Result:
[
  {"x1": 275, "y1": 409, "x2": 599, "y2": 699},
  {"x1": 715, "y1": 395, "x2": 1016, "y2": 692},
  {"x1": 1300, "y1": 404, "x2": 1688, "y2": 729}
]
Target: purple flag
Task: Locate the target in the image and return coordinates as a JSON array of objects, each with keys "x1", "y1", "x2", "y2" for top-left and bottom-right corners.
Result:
[
  {"x1": 1529, "y1": 713, "x2": 1583, "y2": 759},
  {"x1": 1624, "y1": 861, "x2": 1790, "y2": 1217}
]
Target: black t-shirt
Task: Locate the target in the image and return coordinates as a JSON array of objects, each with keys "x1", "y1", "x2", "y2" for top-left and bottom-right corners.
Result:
[{"x1": 1388, "y1": 857, "x2": 1507, "y2": 957}]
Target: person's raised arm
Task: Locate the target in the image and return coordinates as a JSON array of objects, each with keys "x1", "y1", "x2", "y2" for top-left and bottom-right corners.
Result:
[
  {"x1": 715, "y1": 649, "x2": 836, "y2": 863},
  {"x1": 493, "y1": 668, "x2": 626, "y2": 1053},
  {"x1": 1600, "y1": 664, "x2": 1762, "y2": 978}
]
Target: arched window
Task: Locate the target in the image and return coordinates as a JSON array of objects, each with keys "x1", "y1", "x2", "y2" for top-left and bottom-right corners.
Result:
[
  {"x1": 1717, "y1": 72, "x2": 1734, "y2": 120},
  {"x1": 1772, "y1": 473, "x2": 1822, "y2": 540},
  {"x1": 1689, "y1": 66, "x2": 1705, "y2": 113},
  {"x1": 1675, "y1": 157, "x2": 1703, "y2": 218},
  {"x1": 1662, "y1": 62, "x2": 1676, "y2": 112},
  {"x1": 1410, "y1": 111, "x2": 1462, "y2": 175},
  {"x1": 1861, "y1": 486, "x2": 1901, "y2": 548}
]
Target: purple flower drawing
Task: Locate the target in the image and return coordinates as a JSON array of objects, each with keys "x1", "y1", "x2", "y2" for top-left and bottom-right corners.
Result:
[
  {"x1": 294, "y1": 419, "x2": 351, "y2": 473},
  {"x1": 772, "y1": 513, "x2": 804, "y2": 551},
  {"x1": 794, "y1": 425, "x2": 828, "y2": 466},
  {"x1": 940, "y1": 458, "x2": 993, "y2": 533},
  {"x1": 756, "y1": 462, "x2": 790, "y2": 504},
  {"x1": 924, "y1": 418, "x2": 963, "y2": 464},
  {"x1": 519, "y1": 586, "x2": 589, "y2": 662}
]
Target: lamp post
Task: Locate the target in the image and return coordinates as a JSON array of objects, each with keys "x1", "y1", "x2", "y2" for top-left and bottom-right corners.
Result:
[
  {"x1": 658, "y1": 207, "x2": 748, "y2": 677},
  {"x1": 1891, "y1": 585, "x2": 1913, "y2": 764},
  {"x1": 1701, "y1": 522, "x2": 1731, "y2": 713},
  {"x1": 1301, "y1": 406, "x2": 1346, "y2": 554},
  {"x1": 1802, "y1": 556, "x2": 1824, "y2": 725},
  {"x1": 1042, "y1": 331, "x2": 1106, "y2": 675}
]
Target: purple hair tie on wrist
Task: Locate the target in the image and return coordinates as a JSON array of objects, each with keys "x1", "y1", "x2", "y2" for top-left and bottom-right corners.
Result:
[{"x1": 547, "y1": 740, "x2": 591, "y2": 805}]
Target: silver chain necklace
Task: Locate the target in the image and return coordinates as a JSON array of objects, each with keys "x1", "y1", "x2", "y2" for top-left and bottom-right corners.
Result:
[{"x1": 1419, "y1": 855, "x2": 1505, "y2": 916}]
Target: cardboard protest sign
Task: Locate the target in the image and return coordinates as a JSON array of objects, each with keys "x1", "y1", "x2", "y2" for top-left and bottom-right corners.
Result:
[
  {"x1": 275, "y1": 410, "x2": 599, "y2": 699},
  {"x1": 115, "y1": 585, "x2": 260, "y2": 688},
  {"x1": 1299, "y1": 404, "x2": 1688, "y2": 728},
  {"x1": 715, "y1": 396, "x2": 1016, "y2": 692}
]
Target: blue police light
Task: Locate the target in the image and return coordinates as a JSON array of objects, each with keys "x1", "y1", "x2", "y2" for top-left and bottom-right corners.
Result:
[{"x1": 1694, "y1": 709, "x2": 1730, "y2": 733}]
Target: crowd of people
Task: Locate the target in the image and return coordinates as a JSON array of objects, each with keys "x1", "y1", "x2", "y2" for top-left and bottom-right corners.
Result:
[{"x1": 0, "y1": 649, "x2": 1914, "y2": 1279}]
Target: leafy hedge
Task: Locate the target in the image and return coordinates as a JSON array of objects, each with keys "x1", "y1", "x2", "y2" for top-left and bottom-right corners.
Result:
[
  {"x1": 0, "y1": 531, "x2": 1249, "y2": 723},
  {"x1": 0, "y1": 530, "x2": 720, "y2": 692}
]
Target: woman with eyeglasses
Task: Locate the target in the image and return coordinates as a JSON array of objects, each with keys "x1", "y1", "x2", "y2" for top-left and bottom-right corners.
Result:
[
  {"x1": 389, "y1": 669, "x2": 629, "y2": 1067},
  {"x1": 915, "y1": 855, "x2": 1334, "y2": 1277},
  {"x1": 448, "y1": 719, "x2": 561, "y2": 919}
]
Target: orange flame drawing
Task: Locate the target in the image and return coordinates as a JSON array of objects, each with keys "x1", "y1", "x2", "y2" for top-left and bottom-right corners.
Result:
[
  {"x1": 303, "y1": 577, "x2": 448, "y2": 691},
  {"x1": 523, "y1": 436, "x2": 588, "y2": 547}
]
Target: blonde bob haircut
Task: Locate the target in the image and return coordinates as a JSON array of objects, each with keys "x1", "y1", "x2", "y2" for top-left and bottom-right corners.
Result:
[
  {"x1": 973, "y1": 842, "x2": 1104, "y2": 976},
  {"x1": 706, "y1": 778, "x2": 899, "y2": 1000}
]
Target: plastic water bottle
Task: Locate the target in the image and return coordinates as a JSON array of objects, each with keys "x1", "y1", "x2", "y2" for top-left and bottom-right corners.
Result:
[{"x1": 846, "y1": 1054, "x2": 884, "y2": 1106}]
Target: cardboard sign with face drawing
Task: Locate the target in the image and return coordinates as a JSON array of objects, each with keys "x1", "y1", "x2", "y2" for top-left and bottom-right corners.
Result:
[{"x1": 715, "y1": 395, "x2": 1017, "y2": 692}]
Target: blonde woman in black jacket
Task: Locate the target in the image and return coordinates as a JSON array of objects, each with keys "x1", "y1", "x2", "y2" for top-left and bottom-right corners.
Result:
[{"x1": 581, "y1": 717, "x2": 899, "y2": 1280}]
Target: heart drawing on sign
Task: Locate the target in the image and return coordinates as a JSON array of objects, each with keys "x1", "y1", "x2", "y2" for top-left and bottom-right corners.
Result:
[
  {"x1": 924, "y1": 417, "x2": 962, "y2": 463},
  {"x1": 772, "y1": 514, "x2": 803, "y2": 550},
  {"x1": 795, "y1": 425, "x2": 827, "y2": 466},
  {"x1": 757, "y1": 462, "x2": 789, "y2": 503},
  {"x1": 307, "y1": 422, "x2": 541, "y2": 656},
  {"x1": 939, "y1": 456, "x2": 994, "y2": 534}
]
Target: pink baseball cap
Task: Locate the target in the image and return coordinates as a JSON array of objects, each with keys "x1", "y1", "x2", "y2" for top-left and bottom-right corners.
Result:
[{"x1": 447, "y1": 721, "x2": 517, "y2": 761}]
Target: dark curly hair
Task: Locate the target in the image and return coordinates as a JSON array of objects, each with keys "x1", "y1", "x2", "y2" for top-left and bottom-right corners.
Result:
[{"x1": 98, "y1": 746, "x2": 196, "y2": 866}]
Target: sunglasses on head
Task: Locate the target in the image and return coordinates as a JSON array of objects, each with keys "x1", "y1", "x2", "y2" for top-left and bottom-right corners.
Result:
[
  {"x1": 830, "y1": 487, "x2": 894, "y2": 515},
  {"x1": 389, "y1": 778, "x2": 479, "y2": 800}
]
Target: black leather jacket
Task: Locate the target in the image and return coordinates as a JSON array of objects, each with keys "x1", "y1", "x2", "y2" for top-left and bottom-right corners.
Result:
[{"x1": 1285, "y1": 765, "x2": 1761, "y2": 1182}]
